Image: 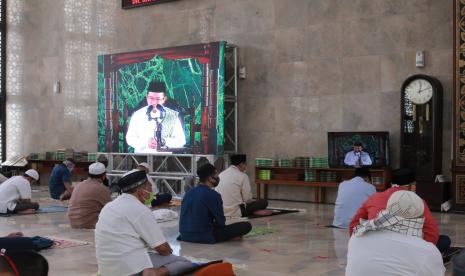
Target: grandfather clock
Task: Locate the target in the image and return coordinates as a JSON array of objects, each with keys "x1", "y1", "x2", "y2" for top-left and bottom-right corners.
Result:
[
  {"x1": 453, "y1": 0, "x2": 465, "y2": 211},
  {"x1": 400, "y1": 74, "x2": 443, "y2": 207}
]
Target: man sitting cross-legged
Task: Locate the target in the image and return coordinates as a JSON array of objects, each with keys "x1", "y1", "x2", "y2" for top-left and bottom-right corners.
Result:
[
  {"x1": 346, "y1": 190, "x2": 445, "y2": 276},
  {"x1": 332, "y1": 167, "x2": 376, "y2": 228},
  {"x1": 67, "y1": 162, "x2": 111, "y2": 229},
  {"x1": 95, "y1": 170, "x2": 193, "y2": 276},
  {"x1": 215, "y1": 154, "x2": 268, "y2": 217},
  {"x1": 178, "y1": 163, "x2": 252, "y2": 244}
]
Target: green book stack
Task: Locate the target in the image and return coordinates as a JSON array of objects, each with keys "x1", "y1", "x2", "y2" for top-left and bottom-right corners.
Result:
[
  {"x1": 56, "y1": 151, "x2": 65, "y2": 160},
  {"x1": 309, "y1": 156, "x2": 329, "y2": 168},
  {"x1": 295, "y1": 157, "x2": 311, "y2": 168},
  {"x1": 277, "y1": 158, "x2": 294, "y2": 168},
  {"x1": 305, "y1": 170, "x2": 316, "y2": 182},
  {"x1": 320, "y1": 171, "x2": 337, "y2": 182},
  {"x1": 255, "y1": 158, "x2": 273, "y2": 167},
  {"x1": 87, "y1": 153, "x2": 97, "y2": 162},
  {"x1": 258, "y1": 170, "x2": 271, "y2": 180}
]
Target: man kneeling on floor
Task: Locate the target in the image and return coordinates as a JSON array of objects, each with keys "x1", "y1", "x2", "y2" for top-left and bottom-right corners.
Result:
[
  {"x1": 0, "y1": 169, "x2": 40, "y2": 214},
  {"x1": 95, "y1": 170, "x2": 193, "y2": 276},
  {"x1": 215, "y1": 154, "x2": 268, "y2": 217},
  {"x1": 179, "y1": 163, "x2": 252, "y2": 244},
  {"x1": 346, "y1": 190, "x2": 445, "y2": 276},
  {"x1": 68, "y1": 162, "x2": 111, "y2": 229}
]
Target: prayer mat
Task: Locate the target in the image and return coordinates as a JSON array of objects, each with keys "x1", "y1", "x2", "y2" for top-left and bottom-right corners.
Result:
[
  {"x1": 325, "y1": 225, "x2": 342, "y2": 228},
  {"x1": 245, "y1": 227, "x2": 278, "y2": 238},
  {"x1": 173, "y1": 260, "x2": 224, "y2": 276},
  {"x1": 45, "y1": 237, "x2": 90, "y2": 249},
  {"x1": 247, "y1": 208, "x2": 299, "y2": 219},
  {"x1": 443, "y1": 247, "x2": 463, "y2": 265},
  {"x1": 38, "y1": 205, "x2": 68, "y2": 213},
  {"x1": 0, "y1": 205, "x2": 67, "y2": 217}
]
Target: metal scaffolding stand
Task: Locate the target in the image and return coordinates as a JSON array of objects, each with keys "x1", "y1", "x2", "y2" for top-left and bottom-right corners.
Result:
[
  {"x1": 224, "y1": 44, "x2": 238, "y2": 153},
  {"x1": 101, "y1": 152, "x2": 218, "y2": 197}
]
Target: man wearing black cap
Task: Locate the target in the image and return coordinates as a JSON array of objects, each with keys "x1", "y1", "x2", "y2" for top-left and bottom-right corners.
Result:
[
  {"x1": 215, "y1": 154, "x2": 268, "y2": 217},
  {"x1": 344, "y1": 142, "x2": 372, "y2": 167},
  {"x1": 126, "y1": 81, "x2": 186, "y2": 153},
  {"x1": 95, "y1": 170, "x2": 192, "y2": 276},
  {"x1": 349, "y1": 168, "x2": 451, "y2": 254},
  {"x1": 179, "y1": 163, "x2": 252, "y2": 244}
]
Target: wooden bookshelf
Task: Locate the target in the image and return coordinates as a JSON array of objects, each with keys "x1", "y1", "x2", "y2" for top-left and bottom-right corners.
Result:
[{"x1": 255, "y1": 166, "x2": 391, "y2": 203}]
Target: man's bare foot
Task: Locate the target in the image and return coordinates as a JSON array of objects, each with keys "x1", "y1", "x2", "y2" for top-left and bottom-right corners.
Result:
[
  {"x1": 6, "y1": 231, "x2": 23, "y2": 237},
  {"x1": 17, "y1": 209, "x2": 36, "y2": 214},
  {"x1": 142, "y1": 267, "x2": 169, "y2": 276}
]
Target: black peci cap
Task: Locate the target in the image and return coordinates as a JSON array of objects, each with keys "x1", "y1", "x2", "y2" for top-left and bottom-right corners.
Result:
[
  {"x1": 391, "y1": 168, "x2": 416, "y2": 185},
  {"x1": 116, "y1": 170, "x2": 148, "y2": 193},
  {"x1": 147, "y1": 81, "x2": 166, "y2": 93},
  {"x1": 197, "y1": 163, "x2": 216, "y2": 180}
]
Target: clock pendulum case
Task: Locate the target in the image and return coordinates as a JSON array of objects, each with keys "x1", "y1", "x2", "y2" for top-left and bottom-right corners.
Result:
[{"x1": 400, "y1": 74, "x2": 443, "y2": 205}]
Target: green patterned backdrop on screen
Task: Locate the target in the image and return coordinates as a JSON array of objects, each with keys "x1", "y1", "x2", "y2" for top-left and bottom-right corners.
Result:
[{"x1": 97, "y1": 41, "x2": 225, "y2": 153}]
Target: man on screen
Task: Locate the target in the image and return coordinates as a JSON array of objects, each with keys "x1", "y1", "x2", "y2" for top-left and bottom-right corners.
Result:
[
  {"x1": 344, "y1": 142, "x2": 372, "y2": 167},
  {"x1": 126, "y1": 81, "x2": 186, "y2": 153}
]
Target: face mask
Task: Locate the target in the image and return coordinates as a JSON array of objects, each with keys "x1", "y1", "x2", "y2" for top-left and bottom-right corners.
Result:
[
  {"x1": 142, "y1": 189, "x2": 154, "y2": 206},
  {"x1": 102, "y1": 178, "x2": 109, "y2": 187},
  {"x1": 211, "y1": 176, "x2": 220, "y2": 187}
]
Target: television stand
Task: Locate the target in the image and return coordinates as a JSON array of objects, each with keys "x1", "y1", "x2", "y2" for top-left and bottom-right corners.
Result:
[{"x1": 255, "y1": 167, "x2": 391, "y2": 203}]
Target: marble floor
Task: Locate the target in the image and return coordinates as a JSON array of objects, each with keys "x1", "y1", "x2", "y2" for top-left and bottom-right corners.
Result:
[{"x1": 2, "y1": 190, "x2": 464, "y2": 276}]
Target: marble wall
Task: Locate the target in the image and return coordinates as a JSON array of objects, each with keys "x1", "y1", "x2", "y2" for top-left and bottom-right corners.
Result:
[{"x1": 7, "y1": 0, "x2": 452, "y2": 201}]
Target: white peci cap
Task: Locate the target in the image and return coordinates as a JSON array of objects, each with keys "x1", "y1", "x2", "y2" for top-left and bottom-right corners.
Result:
[
  {"x1": 387, "y1": 190, "x2": 424, "y2": 219},
  {"x1": 89, "y1": 162, "x2": 106, "y2": 175},
  {"x1": 25, "y1": 169, "x2": 39, "y2": 181}
]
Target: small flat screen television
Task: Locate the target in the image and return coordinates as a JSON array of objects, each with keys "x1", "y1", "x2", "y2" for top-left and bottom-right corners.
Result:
[{"x1": 327, "y1": 132, "x2": 390, "y2": 168}]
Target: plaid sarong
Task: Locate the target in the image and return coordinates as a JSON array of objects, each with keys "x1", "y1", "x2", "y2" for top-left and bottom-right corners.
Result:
[{"x1": 353, "y1": 210, "x2": 424, "y2": 238}]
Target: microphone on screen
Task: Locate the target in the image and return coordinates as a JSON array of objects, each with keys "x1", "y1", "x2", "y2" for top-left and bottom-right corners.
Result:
[{"x1": 146, "y1": 105, "x2": 154, "y2": 121}]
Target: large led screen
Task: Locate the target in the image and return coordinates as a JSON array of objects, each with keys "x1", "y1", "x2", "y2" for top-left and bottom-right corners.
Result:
[{"x1": 98, "y1": 41, "x2": 225, "y2": 154}]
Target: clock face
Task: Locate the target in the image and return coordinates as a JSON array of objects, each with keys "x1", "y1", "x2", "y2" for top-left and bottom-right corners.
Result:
[{"x1": 405, "y1": 79, "x2": 433, "y2": 104}]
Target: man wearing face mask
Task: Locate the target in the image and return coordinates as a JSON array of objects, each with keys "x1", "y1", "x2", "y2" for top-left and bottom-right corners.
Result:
[
  {"x1": 48, "y1": 158, "x2": 76, "y2": 200},
  {"x1": 95, "y1": 170, "x2": 193, "y2": 276},
  {"x1": 67, "y1": 162, "x2": 111, "y2": 229},
  {"x1": 178, "y1": 163, "x2": 252, "y2": 244}
]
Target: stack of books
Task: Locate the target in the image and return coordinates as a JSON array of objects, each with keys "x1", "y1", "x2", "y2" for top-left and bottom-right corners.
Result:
[
  {"x1": 295, "y1": 157, "x2": 311, "y2": 168},
  {"x1": 304, "y1": 170, "x2": 316, "y2": 182},
  {"x1": 320, "y1": 171, "x2": 337, "y2": 182},
  {"x1": 277, "y1": 158, "x2": 294, "y2": 168},
  {"x1": 255, "y1": 158, "x2": 273, "y2": 167},
  {"x1": 258, "y1": 170, "x2": 271, "y2": 180},
  {"x1": 309, "y1": 157, "x2": 329, "y2": 168}
]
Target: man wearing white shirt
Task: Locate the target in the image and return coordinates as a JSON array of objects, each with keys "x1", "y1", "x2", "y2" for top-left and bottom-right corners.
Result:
[
  {"x1": 215, "y1": 154, "x2": 268, "y2": 217},
  {"x1": 95, "y1": 170, "x2": 192, "y2": 276},
  {"x1": 344, "y1": 142, "x2": 372, "y2": 167},
  {"x1": 0, "y1": 170, "x2": 40, "y2": 214},
  {"x1": 126, "y1": 81, "x2": 186, "y2": 153},
  {"x1": 346, "y1": 191, "x2": 445, "y2": 276}
]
